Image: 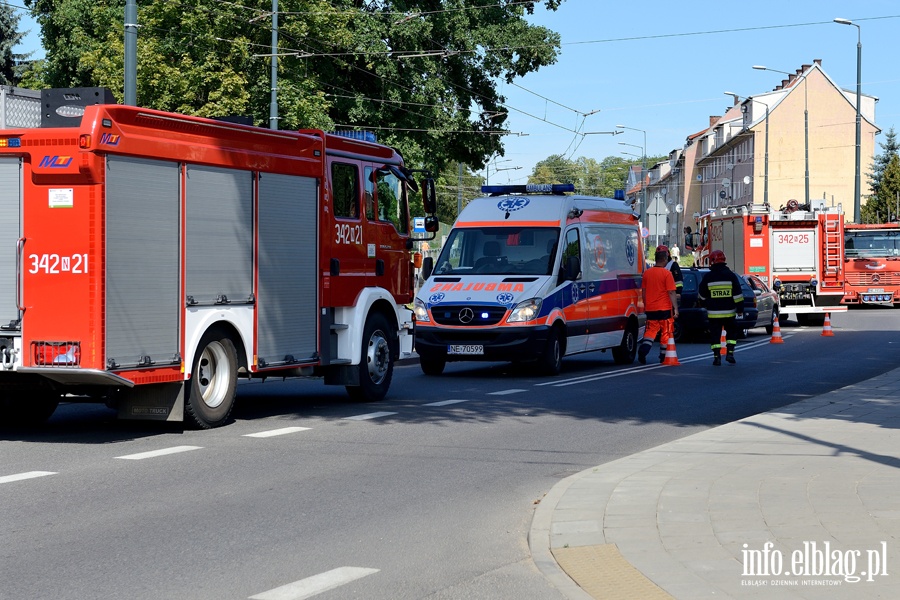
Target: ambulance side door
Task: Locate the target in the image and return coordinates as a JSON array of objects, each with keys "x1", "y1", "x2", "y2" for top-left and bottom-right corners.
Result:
[{"x1": 560, "y1": 226, "x2": 588, "y2": 354}]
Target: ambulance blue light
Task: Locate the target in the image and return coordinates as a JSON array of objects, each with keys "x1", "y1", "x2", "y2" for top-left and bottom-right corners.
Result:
[
  {"x1": 481, "y1": 183, "x2": 575, "y2": 195},
  {"x1": 331, "y1": 130, "x2": 378, "y2": 143}
]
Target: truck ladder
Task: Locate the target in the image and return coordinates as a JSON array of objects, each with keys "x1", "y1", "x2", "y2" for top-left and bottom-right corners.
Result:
[{"x1": 821, "y1": 213, "x2": 843, "y2": 289}]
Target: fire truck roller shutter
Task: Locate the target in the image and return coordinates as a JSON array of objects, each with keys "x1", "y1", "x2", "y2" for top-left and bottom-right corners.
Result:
[
  {"x1": 256, "y1": 173, "x2": 318, "y2": 367},
  {"x1": 106, "y1": 156, "x2": 181, "y2": 368},
  {"x1": 185, "y1": 166, "x2": 253, "y2": 306},
  {"x1": 0, "y1": 158, "x2": 21, "y2": 328}
]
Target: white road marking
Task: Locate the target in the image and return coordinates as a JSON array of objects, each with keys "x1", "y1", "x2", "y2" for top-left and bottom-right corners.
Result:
[
  {"x1": 244, "y1": 426, "x2": 311, "y2": 438},
  {"x1": 424, "y1": 399, "x2": 470, "y2": 407},
  {"x1": 343, "y1": 412, "x2": 397, "y2": 421},
  {"x1": 115, "y1": 446, "x2": 202, "y2": 460},
  {"x1": 0, "y1": 471, "x2": 57, "y2": 484},
  {"x1": 249, "y1": 567, "x2": 379, "y2": 600},
  {"x1": 488, "y1": 389, "x2": 526, "y2": 395}
]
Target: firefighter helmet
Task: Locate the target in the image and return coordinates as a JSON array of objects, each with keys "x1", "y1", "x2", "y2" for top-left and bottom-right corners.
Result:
[{"x1": 710, "y1": 249, "x2": 727, "y2": 264}]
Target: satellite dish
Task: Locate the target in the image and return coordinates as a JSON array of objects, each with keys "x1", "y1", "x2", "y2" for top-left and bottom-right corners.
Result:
[
  {"x1": 721, "y1": 178, "x2": 731, "y2": 187},
  {"x1": 726, "y1": 162, "x2": 734, "y2": 171},
  {"x1": 666, "y1": 198, "x2": 674, "y2": 206},
  {"x1": 675, "y1": 205, "x2": 684, "y2": 213},
  {"x1": 661, "y1": 188, "x2": 667, "y2": 196},
  {"x1": 696, "y1": 174, "x2": 703, "y2": 181},
  {"x1": 743, "y1": 175, "x2": 751, "y2": 185}
]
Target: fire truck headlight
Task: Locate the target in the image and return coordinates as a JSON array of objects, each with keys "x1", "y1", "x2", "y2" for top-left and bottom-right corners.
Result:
[
  {"x1": 413, "y1": 298, "x2": 430, "y2": 322},
  {"x1": 507, "y1": 298, "x2": 543, "y2": 323}
]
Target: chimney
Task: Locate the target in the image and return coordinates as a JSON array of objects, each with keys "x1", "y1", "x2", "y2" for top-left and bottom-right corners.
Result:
[
  {"x1": 709, "y1": 115, "x2": 721, "y2": 127},
  {"x1": 814, "y1": 59, "x2": 822, "y2": 67}
]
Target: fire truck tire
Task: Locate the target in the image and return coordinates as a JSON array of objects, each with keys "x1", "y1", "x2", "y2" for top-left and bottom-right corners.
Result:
[
  {"x1": 1, "y1": 392, "x2": 60, "y2": 426},
  {"x1": 539, "y1": 326, "x2": 563, "y2": 376},
  {"x1": 347, "y1": 313, "x2": 394, "y2": 402},
  {"x1": 419, "y1": 354, "x2": 446, "y2": 376},
  {"x1": 185, "y1": 332, "x2": 238, "y2": 429},
  {"x1": 612, "y1": 320, "x2": 638, "y2": 365}
]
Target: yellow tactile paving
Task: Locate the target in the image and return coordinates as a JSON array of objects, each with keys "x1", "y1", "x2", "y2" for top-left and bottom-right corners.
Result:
[{"x1": 552, "y1": 544, "x2": 673, "y2": 600}]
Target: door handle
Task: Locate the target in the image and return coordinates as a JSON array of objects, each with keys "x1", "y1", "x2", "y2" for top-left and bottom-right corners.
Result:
[{"x1": 16, "y1": 237, "x2": 25, "y2": 312}]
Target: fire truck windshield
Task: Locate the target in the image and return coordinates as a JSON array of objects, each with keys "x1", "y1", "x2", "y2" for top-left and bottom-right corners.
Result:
[
  {"x1": 845, "y1": 230, "x2": 900, "y2": 258},
  {"x1": 433, "y1": 227, "x2": 561, "y2": 276}
]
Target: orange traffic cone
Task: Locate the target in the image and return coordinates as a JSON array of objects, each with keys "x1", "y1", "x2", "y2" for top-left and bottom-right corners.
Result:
[
  {"x1": 662, "y1": 336, "x2": 680, "y2": 366},
  {"x1": 720, "y1": 328, "x2": 728, "y2": 356},
  {"x1": 769, "y1": 314, "x2": 785, "y2": 344},
  {"x1": 821, "y1": 313, "x2": 835, "y2": 337}
]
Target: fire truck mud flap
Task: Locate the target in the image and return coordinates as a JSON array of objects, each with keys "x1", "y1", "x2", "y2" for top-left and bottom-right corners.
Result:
[{"x1": 117, "y1": 382, "x2": 185, "y2": 423}]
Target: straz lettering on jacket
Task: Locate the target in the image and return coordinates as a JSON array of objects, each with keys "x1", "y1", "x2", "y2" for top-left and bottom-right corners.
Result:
[
  {"x1": 430, "y1": 282, "x2": 526, "y2": 293},
  {"x1": 710, "y1": 286, "x2": 732, "y2": 298}
]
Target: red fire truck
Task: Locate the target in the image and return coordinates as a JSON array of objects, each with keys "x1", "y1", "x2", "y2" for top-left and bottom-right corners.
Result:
[
  {"x1": 842, "y1": 223, "x2": 900, "y2": 306},
  {"x1": 696, "y1": 200, "x2": 847, "y2": 325},
  {"x1": 0, "y1": 89, "x2": 436, "y2": 427}
]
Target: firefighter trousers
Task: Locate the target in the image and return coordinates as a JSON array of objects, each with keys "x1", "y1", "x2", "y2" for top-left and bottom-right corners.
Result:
[{"x1": 708, "y1": 316, "x2": 738, "y2": 353}]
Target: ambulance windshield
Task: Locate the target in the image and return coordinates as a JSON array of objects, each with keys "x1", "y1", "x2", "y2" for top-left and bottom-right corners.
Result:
[{"x1": 433, "y1": 227, "x2": 561, "y2": 276}]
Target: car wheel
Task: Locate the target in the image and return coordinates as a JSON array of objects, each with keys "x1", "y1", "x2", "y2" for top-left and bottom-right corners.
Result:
[
  {"x1": 347, "y1": 312, "x2": 394, "y2": 402},
  {"x1": 539, "y1": 326, "x2": 563, "y2": 375},
  {"x1": 765, "y1": 310, "x2": 777, "y2": 335},
  {"x1": 420, "y1": 354, "x2": 446, "y2": 376},
  {"x1": 612, "y1": 320, "x2": 638, "y2": 365},
  {"x1": 672, "y1": 318, "x2": 684, "y2": 343},
  {"x1": 185, "y1": 331, "x2": 238, "y2": 429}
]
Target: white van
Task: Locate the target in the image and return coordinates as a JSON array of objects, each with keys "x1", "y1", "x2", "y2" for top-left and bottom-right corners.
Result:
[{"x1": 413, "y1": 184, "x2": 645, "y2": 375}]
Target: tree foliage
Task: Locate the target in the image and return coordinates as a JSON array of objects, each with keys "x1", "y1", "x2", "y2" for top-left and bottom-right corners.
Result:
[
  {"x1": 867, "y1": 127, "x2": 899, "y2": 198},
  {"x1": 862, "y1": 154, "x2": 900, "y2": 223},
  {"x1": 529, "y1": 153, "x2": 667, "y2": 198},
  {"x1": 1, "y1": 0, "x2": 30, "y2": 85},
  {"x1": 21, "y1": 0, "x2": 565, "y2": 174}
]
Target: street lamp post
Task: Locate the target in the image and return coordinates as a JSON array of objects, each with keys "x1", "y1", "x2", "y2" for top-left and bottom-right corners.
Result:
[
  {"x1": 725, "y1": 92, "x2": 769, "y2": 208},
  {"x1": 616, "y1": 125, "x2": 647, "y2": 227},
  {"x1": 834, "y1": 18, "x2": 862, "y2": 222},
  {"x1": 754, "y1": 65, "x2": 809, "y2": 206}
]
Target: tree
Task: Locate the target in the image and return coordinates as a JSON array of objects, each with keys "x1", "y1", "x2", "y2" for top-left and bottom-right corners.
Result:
[
  {"x1": 862, "y1": 154, "x2": 900, "y2": 223},
  {"x1": 867, "y1": 127, "x2": 899, "y2": 199},
  {"x1": 0, "y1": 0, "x2": 30, "y2": 85},
  {"x1": 22, "y1": 0, "x2": 566, "y2": 174},
  {"x1": 528, "y1": 153, "x2": 667, "y2": 198}
]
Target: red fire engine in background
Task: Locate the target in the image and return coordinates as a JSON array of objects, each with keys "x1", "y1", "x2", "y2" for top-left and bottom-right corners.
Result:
[
  {"x1": 696, "y1": 199, "x2": 847, "y2": 325},
  {"x1": 842, "y1": 223, "x2": 900, "y2": 307},
  {"x1": 0, "y1": 88, "x2": 436, "y2": 427}
]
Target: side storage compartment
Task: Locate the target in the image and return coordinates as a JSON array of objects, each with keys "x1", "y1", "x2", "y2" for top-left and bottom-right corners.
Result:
[
  {"x1": 256, "y1": 173, "x2": 318, "y2": 367},
  {"x1": 105, "y1": 156, "x2": 181, "y2": 368},
  {"x1": 0, "y1": 157, "x2": 21, "y2": 329}
]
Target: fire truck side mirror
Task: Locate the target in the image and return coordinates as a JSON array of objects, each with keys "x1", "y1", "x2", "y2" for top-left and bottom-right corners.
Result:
[
  {"x1": 422, "y1": 178, "x2": 437, "y2": 215},
  {"x1": 422, "y1": 256, "x2": 434, "y2": 280},
  {"x1": 424, "y1": 215, "x2": 439, "y2": 233}
]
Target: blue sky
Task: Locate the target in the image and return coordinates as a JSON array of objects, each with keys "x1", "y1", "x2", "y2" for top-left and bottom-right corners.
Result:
[{"x1": 11, "y1": 0, "x2": 900, "y2": 186}]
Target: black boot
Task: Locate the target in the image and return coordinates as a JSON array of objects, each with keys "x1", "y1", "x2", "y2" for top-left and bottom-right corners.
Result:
[
  {"x1": 712, "y1": 350, "x2": 721, "y2": 366},
  {"x1": 726, "y1": 352, "x2": 736, "y2": 364}
]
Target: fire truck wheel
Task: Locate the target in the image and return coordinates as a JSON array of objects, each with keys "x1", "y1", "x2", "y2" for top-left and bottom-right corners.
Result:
[
  {"x1": 539, "y1": 326, "x2": 563, "y2": 376},
  {"x1": 1, "y1": 392, "x2": 60, "y2": 426},
  {"x1": 185, "y1": 333, "x2": 238, "y2": 429},
  {"x1": 347, "y1": 313, "x2": 394, "y2": 402},
  {"x1": 612, "y1": 320, "x2": 638, "y2": 365},
  {"x1": 419, "y1": 354, "x2": 446, "y2": 376}
]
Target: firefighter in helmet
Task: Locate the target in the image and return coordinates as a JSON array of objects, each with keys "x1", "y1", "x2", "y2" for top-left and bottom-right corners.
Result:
[{"x1": 698, "y1": 250, "x2": 745, "y2": 365}]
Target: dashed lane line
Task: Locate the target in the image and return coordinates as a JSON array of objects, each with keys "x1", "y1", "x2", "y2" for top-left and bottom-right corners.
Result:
[
  {"x1": 342, "y1": 412, "x2": 397, "y2": 421},
  {"x1": 244, "y1": 426, "x2": 311, "y2": 438},
  {"x1": 488, "y1": 389, "x2": 527, "y2": 395},
  {"x1": 424, "y1": 399, "x2": 471, "y2": 407},
  {"x1": 0, "y1": 471, "x2": 57, "y2": 485},
  {"x1": 114, "y1": 446, "x2": 203, "y2": 460},
  {"x1": 248, "y1": 567, "x2": 379, "y2": 600}
]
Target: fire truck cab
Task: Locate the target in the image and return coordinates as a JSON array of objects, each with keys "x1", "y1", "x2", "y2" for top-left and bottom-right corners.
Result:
[
  {"x1": 842, "y1": 223, "x2": 900, "y2": 306},
  {"x1": 413, "y1": 184, "x2": 645, "y2": 375},
  {"x1": 0, "y1": 89, "x2": 437, "y2": 427}
]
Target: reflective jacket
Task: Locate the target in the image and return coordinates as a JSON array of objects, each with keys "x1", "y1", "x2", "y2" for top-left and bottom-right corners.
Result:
[
  {"x1": 698, "y1": 264, "x2": 744, "y2": 318},
  {"x1": 666, "y1": 259, "x2": 683, "y2": 294}
]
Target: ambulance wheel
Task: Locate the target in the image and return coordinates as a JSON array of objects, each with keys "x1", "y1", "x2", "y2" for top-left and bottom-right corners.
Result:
[
  {"x1": 185, "y1": 332, "x2": 238, "y2": 429},
  {"x1": 347, "y1": 313, "x2": 394, "y2": 402},
  {"x1": 1, "y1": 392, "x2": 60, "y2": 426},
  {"x1": 539, "y1": 326, "x2": 563, "y2": 376},
  {"x1": 612, "y1": 320, "x2": 638, "y2": 365},
  {"x1": 420, "y1": 354, "x2": 446, "y2": 376}
]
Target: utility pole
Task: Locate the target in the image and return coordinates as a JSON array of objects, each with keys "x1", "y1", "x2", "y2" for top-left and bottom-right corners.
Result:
[
  {"x1": 269, "y1": 0, "x2": 279, "y2": 130},
  {"x1": 124, "y1": 0, "x2": 137, "y2": 106}
]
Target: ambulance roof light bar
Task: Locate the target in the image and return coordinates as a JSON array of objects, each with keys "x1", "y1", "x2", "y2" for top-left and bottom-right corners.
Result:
[{"x1": 481, "y1": 183, "x2": 575, "y2": 196}]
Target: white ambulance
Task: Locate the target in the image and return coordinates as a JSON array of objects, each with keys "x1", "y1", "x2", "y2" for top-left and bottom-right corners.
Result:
[{"x1": 413, "y1": 184, "x2": 645, "y2": 375}]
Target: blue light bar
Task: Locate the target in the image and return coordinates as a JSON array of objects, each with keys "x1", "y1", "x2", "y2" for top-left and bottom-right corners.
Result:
[
  {"x1": 0, "y1": 137, "x2": 22, "y2": 148},
  {"x1": 331, "y1": 130, "x2": 378, "y2": 143},
  {"x1": 481, "y1": 183, "x2": 575, "y2": 195}
]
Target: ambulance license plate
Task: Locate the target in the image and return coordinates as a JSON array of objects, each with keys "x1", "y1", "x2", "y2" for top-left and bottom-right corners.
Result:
[{"x1": 448, "y1": 344, "x2": 484, "y2": 355}]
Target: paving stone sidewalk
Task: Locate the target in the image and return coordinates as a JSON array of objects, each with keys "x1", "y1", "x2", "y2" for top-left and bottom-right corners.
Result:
[{"x1": 530, "y1": 366, "x2": 900, "y2": 599}]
